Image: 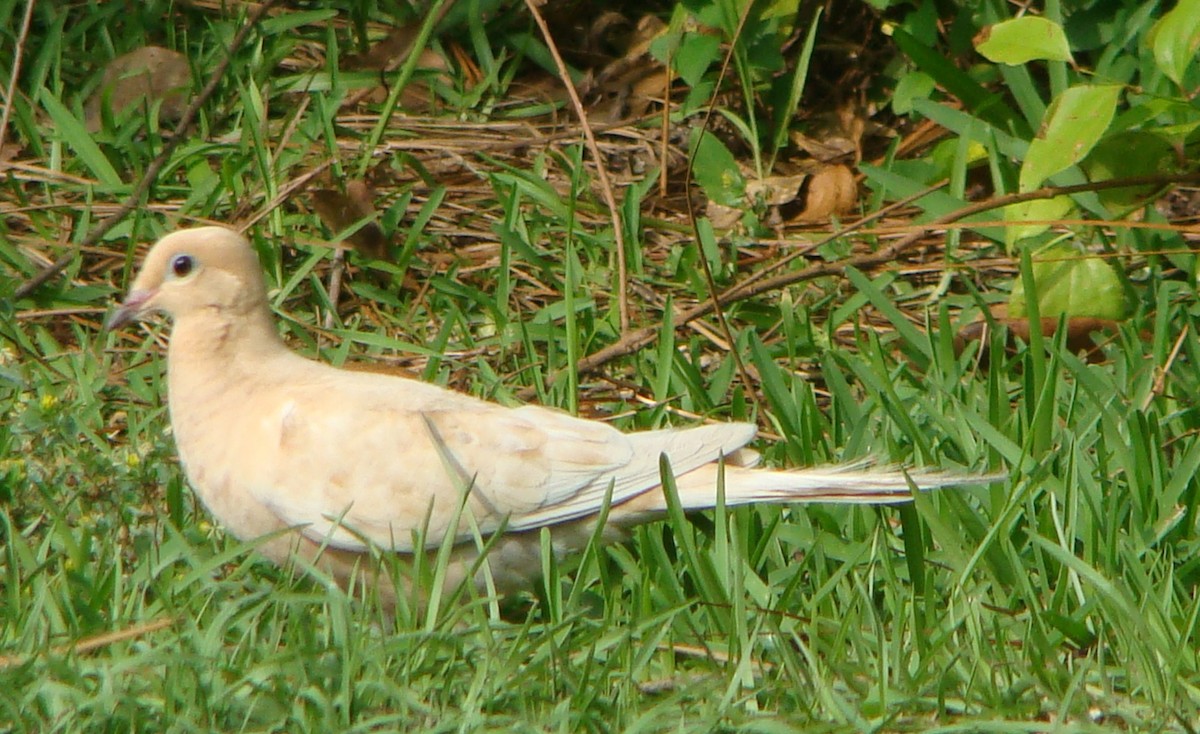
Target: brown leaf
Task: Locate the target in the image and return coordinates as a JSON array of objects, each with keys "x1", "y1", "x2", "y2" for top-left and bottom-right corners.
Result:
[
  {"x1": 341, "y1": 360, "x2": 419, "y2": 379},
  {"x1": 789, "y1": 132, "x2": 858, "y2": 163},
  {"x1": 587, "y1": 14, "x2": 669, "y2": 120},
  {"x1": 790, "y1": 100, "x2": 867, "y2": 164},
  {"x1": 796, "y1": 164, "x2": 857, "y2": 222},
  {"x1": 0, "y1": 141, "x2": 21, "y2": 164},
  {"x1": 954, "y1": 317, "x2": 1123, "y2": 365},
  {"x1": 746, "y1": 174, "x2": 808, "y2": 207},
  {"x1": 705, "y1": 201, "x2": 743, "y2": 230},
  {"x1": 344, "y1": 26, "x2": 449, "y2": 74},
  {"x1": 85, "y1": 46, "x2": 192, "y2": 132},
  {"x1": 311, "y1": 180, "x2": 390, "y2": 260},
  {"x1": 341, "y1": 23, "x2": 452, "y2": 109}
]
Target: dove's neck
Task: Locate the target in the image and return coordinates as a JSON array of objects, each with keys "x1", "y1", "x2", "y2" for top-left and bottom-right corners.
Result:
[{"x1": 167, "y1": 302, "x2": 297, "y2": 397}]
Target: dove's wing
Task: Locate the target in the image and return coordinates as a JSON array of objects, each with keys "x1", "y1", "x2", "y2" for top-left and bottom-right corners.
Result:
[{"x1": 243, "y1": 367, "x2": 756, "y2": 552}]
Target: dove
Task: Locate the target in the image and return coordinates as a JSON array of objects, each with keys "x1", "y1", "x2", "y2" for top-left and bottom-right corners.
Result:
[{"x1": 108, "y1": 226, "x2": 997, "y2": 605}]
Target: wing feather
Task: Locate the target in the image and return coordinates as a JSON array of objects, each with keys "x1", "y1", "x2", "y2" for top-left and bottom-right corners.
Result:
[{"x1": 249, "y1": 370, "x2": 756, "y2": 552}]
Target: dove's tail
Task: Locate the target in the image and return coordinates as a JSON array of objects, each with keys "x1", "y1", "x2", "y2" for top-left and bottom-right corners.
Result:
[{"x1": 615, "y1": 459, "x2": 1002, "y2": 523}]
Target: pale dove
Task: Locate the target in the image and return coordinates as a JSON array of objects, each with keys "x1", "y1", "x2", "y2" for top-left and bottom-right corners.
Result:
[{"x1": 109, "y1": 226, "x2": 996, "y2": 604}]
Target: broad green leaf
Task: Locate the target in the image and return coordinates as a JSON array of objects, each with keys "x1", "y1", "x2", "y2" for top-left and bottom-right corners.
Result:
[
  {"x1": 673, "y1": 31, "x2": 721, "y2": 88},
  {"x1": 690, "y1": 131, "x2": 745, "y2": 207},
  {"x1": 762, "y1": 0, "x2": 800, "y2": 22},
  {"x1": 1009, "y1": 245, "x2": 1128, "y2": 319},
  {"x1": 1005, "y1": 196, "x2": 1074, "y2": 249},
  {"x1": 1019, "y1": 85, "x2": 1122, "y2": 192},
  {"x1": 976, "y1": 17, "x2": 1072, "y2": 65},
  {"x1": 892, "y1": 70, "x2": 936, "y2": 114},
  {"x1": 900, "y1": 1, "x2": 940, "y2": 46},
  {"x1": 1149, "y1": 0, "x2": 1200, "y2": 86},
  {"x1": 1083, "y1": 131, "x2": 1178, "y2": 208},
  {"x1": 927, "y1": 137, "x2": 988, "y2": 181},
  {"x1": 648, "y1": 4, "x2": 685, "y2": 66}
]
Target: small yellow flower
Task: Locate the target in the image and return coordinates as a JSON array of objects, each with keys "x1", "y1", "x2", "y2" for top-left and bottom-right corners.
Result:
[
  {"x1": 125, "y1": 452, "x2": 141, "y2": 469},
  {"x1": 40, "y1": 394, "x2": 59, "y2": 411}
]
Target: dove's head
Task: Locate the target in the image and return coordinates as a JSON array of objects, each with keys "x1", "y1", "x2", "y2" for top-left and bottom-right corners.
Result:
[{"x1": 107, "y1": 226, "x2": 269, "y2": 329}]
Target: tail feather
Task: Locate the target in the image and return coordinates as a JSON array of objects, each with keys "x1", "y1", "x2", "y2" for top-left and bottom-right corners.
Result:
[{"x1": 613, "y1": 461, "x2": 1002, "y2": 523}]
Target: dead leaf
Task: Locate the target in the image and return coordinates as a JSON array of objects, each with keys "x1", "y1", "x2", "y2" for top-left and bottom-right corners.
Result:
[
  {"x1": 790, "y1": 132, "x2": 858, "y2": 163},
  {"x1": 709, "y1": 165, "x2": 852, "y2": 230},
  {"x1": 344, "y1": 26, "x2": 450, "y2": 74},
  {"x1": 746, "y1": 174, "x2": 808, "y2": 207},
  {"x1": 85, "y1": 46, "x2": 192, "y2": 132},
  {"x1": 342, "y1": 24, "x2": 452, "y2": 109},
  {"x1": 311, "y1": 180, "x2": 390, "y2": 260},
  {"x1": 790, "y1": 100, "x2": 867, "y2": 164},
  {"x1": 586, "y1": 14, "x2": 669, "y2": 120},
  {"x1": 584, "y1": 11, "x2": 635, "y2": 58},
  {"x1": 954, "y1": 316, "x2": 1124, "y2": 365},
  {"x1": 706, "y1": 200, "x2": 743, "y2": 230},
  {"x1": 341, "y1": 359, "x2": 419, "y2": 379},
  {"x1": 0, "y1": 141, "x2": 21, "y2": 164},
  {"x1": 627, "y1": 15, "x2": 668, "y2": 57},
  {"x1": 796, "y1": 164, "x2": 856, "y2": 222}
]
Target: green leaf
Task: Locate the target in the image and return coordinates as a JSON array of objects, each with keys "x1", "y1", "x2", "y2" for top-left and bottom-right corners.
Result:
[
  {"x1": 900, "y1": 1, "x2": 940, "y2": 46},
  {"x1": 1019, "y1": 85, "x2": 1122, "y2": 192},
  {"x1": 673, "y1": 31, "x2": 721, "y2": 88},
  {"x1": 976, "y1": 17, "x2": 1072, "y2": 65},
  {"x1": 927, "y1": 136, "x2": 988, "y2": 180},
  {"x1": 892, "y1": 70, "x2": 936, "y2": 114},
  {"x1": 762, "y1": 0, "x2": 800, "y2": 21},
  {"x1": 1083, "y1": 131, "x2": 1178, "y2": 209},
  {"x1": 1149, "y1": 0, "x2": 1200, "y2": 86},
  {"x1": 1009, "y1": 245, "x2": 1128, "y2": 319},
  {"x1": 1004, "y1": 195, "x2": 1074, "y2": 250},
  {"x1": 690, "y1": 130, "x2": 745, "y2": 207}
]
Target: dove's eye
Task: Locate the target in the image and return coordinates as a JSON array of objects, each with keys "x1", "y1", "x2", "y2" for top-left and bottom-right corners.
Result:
[{"x1": 171, "y1": 254, "x2": 195, "y2": 278}]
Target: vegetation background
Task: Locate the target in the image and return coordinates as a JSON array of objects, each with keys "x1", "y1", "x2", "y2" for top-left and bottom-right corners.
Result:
[{"x1": 2, "y1": 0, "x2": 1200, "y2": 730}]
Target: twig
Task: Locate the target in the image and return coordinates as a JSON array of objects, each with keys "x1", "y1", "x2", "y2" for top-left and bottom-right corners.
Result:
[
  {"x1": 658, "y1": 48, "x2": 671, "y2": 199},
  {"x1": 11, "y1": 0, "x2": 281, "y2": 301},
  {"x1": 524, "y1": 0, "x2": 631, "y2": 333},
  {"x1": 239, "y1": 158, "x2": 337, "y2": 233},
  {"x1": 0, "y1": 0, "x2": 36, "y2": 159},
  {"x1": 0, "y1": 617, "x2": 175, "y2": 668},
  {"x1": 325, "y1": 249, "x2": 346, "y2": 331}
]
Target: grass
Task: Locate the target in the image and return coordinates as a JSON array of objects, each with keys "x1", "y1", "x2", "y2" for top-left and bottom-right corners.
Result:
[{"x1": 3, "y1": 1, "x2": 1200, "y2": 731}]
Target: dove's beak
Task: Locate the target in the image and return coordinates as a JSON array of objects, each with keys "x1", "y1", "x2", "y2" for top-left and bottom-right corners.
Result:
[{"x1": 106, "y1": 289, "x2": 157, "y2": 330}]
